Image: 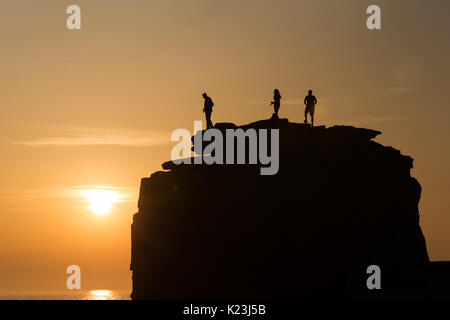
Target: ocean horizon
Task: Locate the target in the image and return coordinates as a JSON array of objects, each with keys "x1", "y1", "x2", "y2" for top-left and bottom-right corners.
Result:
[{"x1": 0, "y1": 290, "x2": 131, "y2": 300}]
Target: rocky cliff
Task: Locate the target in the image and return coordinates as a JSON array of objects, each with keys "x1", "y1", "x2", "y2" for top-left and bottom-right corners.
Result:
[{"x1": 130, "y1": 119, "x2": 433, "y2": 299}]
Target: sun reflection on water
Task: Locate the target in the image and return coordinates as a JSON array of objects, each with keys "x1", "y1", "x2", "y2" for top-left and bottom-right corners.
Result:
[
  {"x1": 86, "y1": 290, "x2": 118, "y2": 300},
  {"x1": 0, "y1": 290, "x2": 130, "y2": 300}
]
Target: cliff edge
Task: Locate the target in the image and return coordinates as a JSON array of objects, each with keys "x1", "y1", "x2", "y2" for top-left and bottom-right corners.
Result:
[{"x1": 130, "y1": 119, "x2": 433, "y2": 299}]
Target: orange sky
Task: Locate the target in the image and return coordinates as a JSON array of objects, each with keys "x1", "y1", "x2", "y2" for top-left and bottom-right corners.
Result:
[{"x1": 1, "y1": 0, "x2": 450, "y2": 293}]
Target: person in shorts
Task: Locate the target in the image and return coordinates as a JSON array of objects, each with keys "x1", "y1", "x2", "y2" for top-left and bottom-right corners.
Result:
[{"x1": 304, "y1": 90, "x2": 317, "y2": 126}]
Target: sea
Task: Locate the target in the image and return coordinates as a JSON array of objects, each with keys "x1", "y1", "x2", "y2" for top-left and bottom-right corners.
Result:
[{"x1": 0, "y1": 290, "x2": 131, "y2": 300}]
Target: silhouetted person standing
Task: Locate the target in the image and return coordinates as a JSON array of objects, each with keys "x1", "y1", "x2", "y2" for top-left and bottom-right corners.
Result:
[
  {"x1": 304, "y1": 90, "x2": 317, "y2": 126},
  {"x1": 270, "y1": 89, "x2": 281, "y2": 119},
  {"x1": 202, "y1": 93, "x2": 214, "y2": 129}
]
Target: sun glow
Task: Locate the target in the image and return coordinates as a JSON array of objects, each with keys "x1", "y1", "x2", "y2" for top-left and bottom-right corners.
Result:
[{"x1": 82, "y1": 188, "x2": 120, "y2": 215}]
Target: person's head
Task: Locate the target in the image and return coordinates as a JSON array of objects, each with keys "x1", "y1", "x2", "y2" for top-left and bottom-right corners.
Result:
[
  {"x1": 202, "y1": 93, "x2": 207, "y2": 99},
  {"x1": 274, "y1": 89, "x2": 279, "y2": 94},
  {"x1": 308, "y1": 90, "x2": 313, "y2": 95}
]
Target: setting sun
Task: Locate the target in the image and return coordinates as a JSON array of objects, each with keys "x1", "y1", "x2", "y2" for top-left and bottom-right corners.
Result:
[{"x1": 82, "y1": 188, "x2": 120, "y2": 215}]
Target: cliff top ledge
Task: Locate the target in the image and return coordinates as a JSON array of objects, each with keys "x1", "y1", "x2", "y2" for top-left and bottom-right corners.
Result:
[{"x1": 161, "y1": 118, "x2": 412, "y2": 178}]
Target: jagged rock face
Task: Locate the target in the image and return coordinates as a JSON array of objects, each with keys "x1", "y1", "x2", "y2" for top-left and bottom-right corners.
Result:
[{"x1": 130, "y1": 119, "x2": 429, "y2": 299}]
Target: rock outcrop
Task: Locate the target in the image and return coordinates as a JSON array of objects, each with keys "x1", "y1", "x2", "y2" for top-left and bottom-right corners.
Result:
[{"x1": 130, "y1": 119, "x2": 433, "y2": 299}]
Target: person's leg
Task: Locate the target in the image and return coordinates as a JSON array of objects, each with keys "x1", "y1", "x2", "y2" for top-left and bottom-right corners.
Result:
[
  {"x1": 304, "y1": 106, "x2": 308, "y2": 123},
  {"x1": 311, "y1": 114, "x2": 314, "y2": 127},
  {"x1": 206, "y1": 111, "x2": 213, "y2": 128}
]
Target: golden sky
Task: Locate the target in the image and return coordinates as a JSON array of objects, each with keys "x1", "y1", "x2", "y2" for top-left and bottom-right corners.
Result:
[{"x1": 1, "y1": 0, "x2": 450, "y2": 293}]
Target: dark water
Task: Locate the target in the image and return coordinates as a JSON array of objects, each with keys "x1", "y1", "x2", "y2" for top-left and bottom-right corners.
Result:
[{"x1": 0, "y1": 290, "x2": 131, "y2": 300}]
